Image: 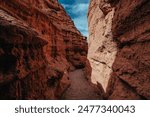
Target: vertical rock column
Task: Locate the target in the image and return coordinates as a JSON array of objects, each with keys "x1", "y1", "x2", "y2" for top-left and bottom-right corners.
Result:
[{"x1": 88, "y1": 0, "x2": 117, "y2": 91}]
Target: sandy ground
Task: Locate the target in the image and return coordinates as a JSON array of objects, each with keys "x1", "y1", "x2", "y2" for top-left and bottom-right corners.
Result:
[{"x1": 62, "y1": 69, "x2": 101, "y2": 100}]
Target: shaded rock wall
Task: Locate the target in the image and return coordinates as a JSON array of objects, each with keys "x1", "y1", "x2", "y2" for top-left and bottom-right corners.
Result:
[
  {"x1": 107, "y1": 0, "x2": 150, "y2": 99},
  {"x1": 88, "y1": 0, "x2": 150, "y2": 99},
  {"x1": 0, "y1": 12, "x2": 49, "y2": 99},
  {"x1": 0, "y1": 0, "x2": 88, "y2": 99}
]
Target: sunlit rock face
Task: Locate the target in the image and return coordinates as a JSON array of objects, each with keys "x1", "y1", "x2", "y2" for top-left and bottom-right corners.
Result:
[
  {"x1": 88, "y1": 0, "x2": 117, "y2": 91},
  {"x1": 0, "y1": 0, "x2": 89, "y2": 99},
  {"x1": 88, "y1": 0, "x2": 150, "y2": 99}
]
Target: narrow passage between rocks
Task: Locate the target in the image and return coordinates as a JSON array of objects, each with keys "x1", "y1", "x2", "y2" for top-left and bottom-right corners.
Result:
[{"x1": 62, "y1": 69, "x2": 101, "y2": 100}]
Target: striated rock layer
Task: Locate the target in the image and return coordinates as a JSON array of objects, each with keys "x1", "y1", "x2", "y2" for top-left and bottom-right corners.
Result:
[
  {"x1": 88, "y1": 0, "x2": 150, "y2": 99},
  {"x1": 0, "y1": 0, "x2": 89, "y2": 99}
]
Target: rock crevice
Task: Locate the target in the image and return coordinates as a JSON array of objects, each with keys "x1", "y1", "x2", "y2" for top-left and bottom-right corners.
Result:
[{"x1": 88, "y1": 0, "x2": 150, "y2": 99}]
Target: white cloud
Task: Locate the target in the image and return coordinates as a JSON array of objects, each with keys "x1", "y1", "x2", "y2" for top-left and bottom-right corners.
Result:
[
  {"x1": 61, "y1": 3, "x2": 89, "y2": 37},
  {"x1": 70, "y1": 3, "x2": 89, "y2": 14},
  {"x1": 61, "y1": 4, "x2": 70, "y2": 9},
  {"x1": 73, "y1": 16, "x2": 88, "y2": 36}
]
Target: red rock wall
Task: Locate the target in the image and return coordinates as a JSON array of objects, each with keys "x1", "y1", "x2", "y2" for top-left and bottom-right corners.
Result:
[
  {"x1": 0, "y1": 0, "x2": 88, "y2": 99},
  {"x1": 106, "y1": 0, "x2": 150, "y2": 99}
]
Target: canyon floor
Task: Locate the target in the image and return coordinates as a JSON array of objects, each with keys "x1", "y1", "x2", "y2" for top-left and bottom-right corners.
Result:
[{"x1": 62, "y1": 69, "x2": 101, "y2": 100}]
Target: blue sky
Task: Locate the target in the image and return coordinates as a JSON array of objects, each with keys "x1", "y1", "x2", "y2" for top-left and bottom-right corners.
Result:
[{"x1": 59, "y1": 0, "x2": 90, "y2": 37}]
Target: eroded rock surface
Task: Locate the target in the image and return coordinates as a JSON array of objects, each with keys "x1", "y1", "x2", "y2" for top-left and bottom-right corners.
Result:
[
  {"x1": 0, "y1": 0, "x2": 89, "y2": 99},
  {"x1": 106, "y1": 0, "x2": 150, "y2": 99},
  {"x1": 88, "y1": 0, "x2": 117, "y2": 91},
  {"x1": 88, "y1": 0, "x2": 150, "y2": 99}
]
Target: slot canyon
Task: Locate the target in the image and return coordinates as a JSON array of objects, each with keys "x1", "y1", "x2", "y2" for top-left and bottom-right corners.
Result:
[{"x1": 0, "y1": 0, "x2": 149, "y2": 100}]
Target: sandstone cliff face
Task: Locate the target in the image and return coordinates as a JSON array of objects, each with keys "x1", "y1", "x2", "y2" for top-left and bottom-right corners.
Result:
[
  {"x1": 88, "y1": 0, "x2": 150, "y2": 99},
  {"x1": 107, "y1": 0, "x2": 150, "y2": 99},
  {"x1": 88, "y1": 0, "x2": 117, "y2": 91},
  {"x1": 0, "y1": 0, "x2": 88, "y2": 99}
]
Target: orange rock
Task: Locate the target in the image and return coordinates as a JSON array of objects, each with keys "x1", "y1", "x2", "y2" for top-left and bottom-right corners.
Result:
[{"x1": 0, "y1": 0, "x2": 89, "y2": 99}]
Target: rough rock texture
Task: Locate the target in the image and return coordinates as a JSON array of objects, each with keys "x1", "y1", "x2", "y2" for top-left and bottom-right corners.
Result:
[
  {"x1": 88, "y1": 0, "x2": 117, "y2": 91},
  {"x1": 88, "y1": 0, "x2": 150, "y2": 99},
  {"x1": 106, "y1": 0, "x2": 150, "y2": 99},
  {"x1": 0, "y1": 0, "x2": 88, "y2": 99}
]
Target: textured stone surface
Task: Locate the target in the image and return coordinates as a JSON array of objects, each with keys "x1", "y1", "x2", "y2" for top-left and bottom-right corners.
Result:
[
  {"x1": 106, "y1": 0, "x2": 150, "y2": 99},
  {"x1": 88, "y1": 0, "x2": 150, "y2": 99},
  {"x1": 88, "y1": 0, "x2": 117, "y2": 91},
  {"x1": 0, "y1": 0, "x2": 88, "y2": 99}
]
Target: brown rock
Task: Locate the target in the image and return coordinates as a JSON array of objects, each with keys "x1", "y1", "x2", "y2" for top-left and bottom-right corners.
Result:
[
  {"x1": 0, "y1": 0, "x2": 89, "y2": 99},
  {"x1": 107, "y1": 0, "x2": 150, "y2": 99},
  {"x1": 108, "y1": 78, "x2": 143, "y2": 100}
]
